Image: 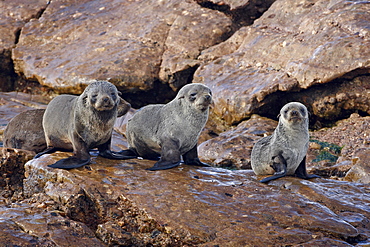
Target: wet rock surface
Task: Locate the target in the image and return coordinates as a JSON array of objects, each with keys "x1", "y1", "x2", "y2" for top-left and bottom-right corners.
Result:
[
  {"x1": 194, "y1": 0, "x2": 370, "y2": 125},
  {"x1": 16, "y1": 154, "x2": 370, "y2": 246},
  {"x1": 1, "y1": 93, "x2": 370, "y2": 246},
  {"x1": 1, "y1": 0, "x2": 370, "y2": 245},
  {"x1": 11, "y1": 0, "x2": 233, "y2": 104}
]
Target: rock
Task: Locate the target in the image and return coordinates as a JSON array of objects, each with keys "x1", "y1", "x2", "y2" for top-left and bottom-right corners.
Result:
[
  {"x1": 12, "y1": 0, "x2": 233, "y2": 98},
  {"x1": 345, "y1": 148, "x2": 370, "y2": 184},
  {"x1": 0, "y1": 199, "x2": 105, "y2": 246},
  {"x1": 159, "y1": 2, "x2": 233, "y2": 90},
  {"x1": 21, "y1": 153, "x2": 370, "y2": 246},
  {"x1": 0, "y1": 0, "x2": 49, "y2": 91},
  {"x1": 310, "y1": 114, "x2": 370, "y2": 179},
  {"x1": 3, "y1": 109, "x2": 46, "y2": 153},
  {"x1": 199, "y1": 113, "x2": 370, "y2": 179},
  {"x1": 0, "y1": 148, "x2": 34, "y2": 193},
  {"x1": 199, "y1": 114, "x2": 277, "y2": 169},
  {"x1": 194, "y1": 0, "x2": 370, "y2": 125}
]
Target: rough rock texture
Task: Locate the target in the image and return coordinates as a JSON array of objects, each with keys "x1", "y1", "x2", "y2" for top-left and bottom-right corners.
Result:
[
  {"x1": 199, "y1": 114, "x2": 277, "y2": 169},
  {"x1": 12, "y1": 0, "x2": 233, "y2": 100},
  {"x1": 345, "y1": 148, "x2": 370, "y2": 184},
  {"x1": 18, "y1": 154, "x2": 370, "y2": 246},
  {"x1": 1, "y1": 93, "x2": 370, "y2": 245},
  {"x1": 0, "y1": 148, "x2": 34, "y2": 194},
  {"x1": 0, "y1": 0, "x2": 49, "y2": 91},
  {"x1": 194, "y1": 0, "x2": 370, "y2": 125},
  {"x1": 0, "y1": 194, "x2": 105, "y2": 246},
  {"x1": 2, "y1": 0, "x2": 370, "y2": 245}
]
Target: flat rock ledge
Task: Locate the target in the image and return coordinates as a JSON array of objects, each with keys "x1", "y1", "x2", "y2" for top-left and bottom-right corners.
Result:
[{"x1": 2, "y1": 150, "x2": 366, "y2": 246}]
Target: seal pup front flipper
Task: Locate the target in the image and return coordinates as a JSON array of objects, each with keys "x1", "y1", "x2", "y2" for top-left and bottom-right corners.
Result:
[
  {"x1": 97, "y1": 138, "x2": 137, "y2": 160},
  {"x1": 48, "y1": 132, "x2": 92, "y2": 169},
  {"x1": 34, "y1": 147, "x2": 70, "y2": 159},
  {"x1": 147, "y1": 138, "x2": 181, "y2": 171},
  {"x1": 294, "y1": 156, "x2": 320, "y2": 179},
  {"x1": 260, "y1": 152, "x2": 287, "y2": 183},
  {"x1": 183, "y1": 145, "x2": 211, "y2": 167},
  {"x1": 48, "y1": 156, "x2": 91, "y2": 169}
]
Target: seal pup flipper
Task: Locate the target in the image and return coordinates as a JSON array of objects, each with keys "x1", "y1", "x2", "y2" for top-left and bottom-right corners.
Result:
[
  {"x1": 48, "y1": 156, "x2": 91, "y2": 169},
  {"x1": 147, "y1": 138, "x2": 181, "y2": 171},
  {"x1": 34, "y1": 147, "x2": 70, "y2": 159},
  {"x1": 260, "y1": 153, "x2": 287, "y2": 183},
  {"x1": 48, "y1": 131, "x2": 91, "y2": 169},
  {"x1": 97, "y1": 139, "x2": 137, "y2": 160},
  {"x1": 294, "y1": 156, "x2": 320, "y2": 179},
  {"x1": 34, "y1": 147, "x2": 58, "y2": 158},
  {"x1": 183, "y1": 145, "x2": 211, "y2": 167}
]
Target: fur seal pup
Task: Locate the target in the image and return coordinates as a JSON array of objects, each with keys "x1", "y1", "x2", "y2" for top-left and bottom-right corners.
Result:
[
  {"x1": 3, "y1": 109, "x2": 46, "y2": 153},
  {"x1": 34, "y1": 80, "x2": 134, "y2": 169},
  {"x1": 120, "y1": 83, "x2": 213, "y2": 171},
  {"x1": 251, "y1": 102, "x2": 320, "y2": 183}
]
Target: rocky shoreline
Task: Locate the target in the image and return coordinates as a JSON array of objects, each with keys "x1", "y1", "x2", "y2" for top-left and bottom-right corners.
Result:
[{"x1": 1, "y1": 0, "x2": 370, "y2": 246}]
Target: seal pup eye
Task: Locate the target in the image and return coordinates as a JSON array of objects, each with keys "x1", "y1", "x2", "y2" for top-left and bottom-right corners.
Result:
[
  {"x1": 189, "y1": 92, "x2": 197, "y2": 101},
  {"x1": 90, "y1": 94, "x2": 98, "y2": 104},
  {"x1": 110, "y1": 92, "x2": 117, "y2": 100}
]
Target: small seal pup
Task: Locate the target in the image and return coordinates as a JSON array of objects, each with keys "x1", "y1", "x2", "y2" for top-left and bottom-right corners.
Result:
[
  {"x1": 120, "y1": 83, "x2": 213, "y2": 171},
  {"x1": 3, "y1": 109, "x2": 46, "y2": 153},
  {"x1": 34, "y1": 80, "x2": 134, "y2": 169},
  {"x1": 251, "y1": 102, "x2": 320, "y2": 183}
]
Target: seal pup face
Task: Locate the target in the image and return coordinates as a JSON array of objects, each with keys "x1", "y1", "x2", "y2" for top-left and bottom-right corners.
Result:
[
  {"x1": 177, "y1": 83, "x2": 213, "y2": 112},
  {"x1": 83, "y1": 80, "x2": 120, "y2": 111},
  {"x1": 279, "y1": 102, "x2": 308, "y2": 126}
]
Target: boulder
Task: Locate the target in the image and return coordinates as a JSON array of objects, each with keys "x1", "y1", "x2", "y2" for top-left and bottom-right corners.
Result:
[
  {"x1": 199, "y1": 114, "x2": 277, "y2": 169},
  {"x1": 0, "y1": 0, "x2": 49, "y2": 91},
  {"x1": 194, "y1": 0, "x2": 370, "y2": 125},
  {"x1": 345, "y1": 148, "x2": 370, "y2": 184},
  {"x1": 12, "y1": 0, "x2": 233, "y2": 98},
  {"x1": 19, "y1": 152, "x2": 369, "y2": 246}
]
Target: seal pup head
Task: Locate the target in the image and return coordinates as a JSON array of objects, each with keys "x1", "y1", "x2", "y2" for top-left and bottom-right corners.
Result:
[
  {"x1": 82, "y1": 80, "x2": 120, "y2": 111},
  {"x1": 177, "y1": 83, "x2": 213, "y2": 112},
  {"x1": 279, "y1": 102, "x2": 308, "y2": 127}
]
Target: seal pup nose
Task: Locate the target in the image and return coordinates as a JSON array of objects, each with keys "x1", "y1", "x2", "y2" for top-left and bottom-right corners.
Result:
[
  {"x1": 204, "y1": 94, "x2": 212, "y2": 102},
  {"x1": 291, "y1": 110, "x2": 299, "y2": 116}
]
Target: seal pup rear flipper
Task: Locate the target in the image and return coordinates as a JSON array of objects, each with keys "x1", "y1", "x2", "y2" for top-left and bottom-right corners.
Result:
[
  {"x1": 183, "y1": 145, "x2": 211, "y2": 167},
  {"x1": 34, "y1": 147, "x2": 70, "y2": 159},
  {"x1": 147, "y1": 138, "x2": 181, "y2": 171},
  {"x1": 294, "y1": 156, "x2": 320, "y2": 179},
  {"x1": 48, "y1": 156, "x2": 90, "y2": 169},
  {"x1": 97, "y1": 139, "x2": 137, "y2": 160},
  {"x1": 260, "y1": 152, "x2": 287, "y2": 183}
]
